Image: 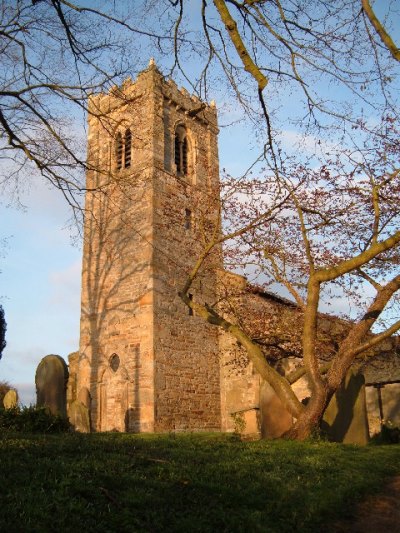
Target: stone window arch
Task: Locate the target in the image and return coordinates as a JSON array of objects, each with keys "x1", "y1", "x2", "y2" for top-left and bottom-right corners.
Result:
[{"x1": 174, "y1": 125, "x2": 189, "y2": 176}]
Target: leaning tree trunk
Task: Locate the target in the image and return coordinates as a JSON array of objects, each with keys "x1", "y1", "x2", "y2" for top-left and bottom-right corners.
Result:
[{"x1": 283, "y1": 387, "x2": 330, "y2": 440}]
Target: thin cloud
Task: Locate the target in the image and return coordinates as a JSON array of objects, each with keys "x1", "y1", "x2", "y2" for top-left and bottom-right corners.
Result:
[
  {"x1": 280, "y1": 130, "x2": 341, "y2": 157},
  {"x1": 48, "y1": 259, "x2": 81, "y2": 310}
]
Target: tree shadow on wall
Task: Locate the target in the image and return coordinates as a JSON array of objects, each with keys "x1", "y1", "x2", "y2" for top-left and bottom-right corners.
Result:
[{"x1": 80, "y1": 175, "x2": 151, "y2": 432}]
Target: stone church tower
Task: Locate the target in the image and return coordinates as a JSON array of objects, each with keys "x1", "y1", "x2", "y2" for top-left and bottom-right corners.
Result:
[
  {"x1": 63, "y1": 62, "x2": 400, "y2": 440},
  {"x1": 70, "y1": 61, "x2": 223, "y2": 432}
]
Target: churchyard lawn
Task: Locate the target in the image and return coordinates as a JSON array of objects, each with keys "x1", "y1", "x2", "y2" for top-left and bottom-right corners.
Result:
[{"x1": 0, "y1": 432, "x2": 399, "y2": 532}]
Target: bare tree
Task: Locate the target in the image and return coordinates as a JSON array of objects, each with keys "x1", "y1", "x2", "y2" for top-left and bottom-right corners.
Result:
[
  {"x1": 2, "y1": 0, "x2": 398, "y2": 207},
  {"x1": 2, "y1": 1, "x2": 400, "y2": 438},
  {"x1": 0, "y1": 0, "x2": 173, "y2": 214},
  {"x1": 175, "y1": 1, "x2": 400, "y2": 439},
  {"x1": 0, "y1": 304, "x2": 6, "y2": 360}
]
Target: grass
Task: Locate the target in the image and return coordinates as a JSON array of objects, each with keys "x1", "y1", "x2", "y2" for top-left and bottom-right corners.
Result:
[{"x1": 0, "y1": 432, "x2": 399, "y2": 532}]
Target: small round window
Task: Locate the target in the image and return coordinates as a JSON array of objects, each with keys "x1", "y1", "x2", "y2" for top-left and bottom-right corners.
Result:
[{"x1": 109, "y1": 353, "x2": 120, "y2": 372}]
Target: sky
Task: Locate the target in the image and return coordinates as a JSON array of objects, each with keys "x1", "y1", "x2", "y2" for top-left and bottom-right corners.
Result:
[
  {"x1": 1, "y1": 179, "x2": 82, "y2": 404},
  {"x1": 0, "y1": 91, "x2": 258, "y2": 406},
  {"x1": 1, "y1": 1, "x2": 399, "y2": 406}
]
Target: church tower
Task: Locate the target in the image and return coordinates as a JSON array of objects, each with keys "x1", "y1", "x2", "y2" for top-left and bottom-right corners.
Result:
[{"x1": 71, "y1": 61, "x2": 222, "y2": 432}]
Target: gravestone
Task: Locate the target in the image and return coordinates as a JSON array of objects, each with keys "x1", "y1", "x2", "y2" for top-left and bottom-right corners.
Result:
[
  {"x1": 3, "y1": 389, "x2": 18, "y2": 409},
  {"x1": 68, "y1": 386, "x2": 91, "y2": 432},
  {"x1": 322, "y1": 369, "x2": 369, "y2": 445},
  {"x1": 69, "y1": 400, "x2": 91, "y2": 433},
  {"x1": 260, "y1": 381, "x2": 293, "y2": 438},
  {"x1": 35, "y1": 354, "x2": 69, "y2": 417}
]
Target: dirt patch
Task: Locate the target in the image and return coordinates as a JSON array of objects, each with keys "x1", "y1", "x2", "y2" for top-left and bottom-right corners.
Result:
[{"x1": 332, "y1": 476, "x2": 400, "y2": 532}]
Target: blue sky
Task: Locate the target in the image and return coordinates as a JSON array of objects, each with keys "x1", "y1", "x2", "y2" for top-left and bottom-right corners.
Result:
[
  {"x1": 1, "y1": 178, "x2": 82, "y2": 404},
  {"x1": 0, "y1": 93, "x2": 257, "y2": 405},
  {"x1": 0, "y1": 78, "x2": 396, "y2": 405},
  {"x1": 1, "y1": 1, "x2": 399, "y2": 405}
]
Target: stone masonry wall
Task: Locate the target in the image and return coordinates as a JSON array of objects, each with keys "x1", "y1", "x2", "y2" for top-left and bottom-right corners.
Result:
[
  {"x1": 217, "y1": 270, "x2": 400, "y2": 437},
  {"x1": 77, "y1": 69, "x2": 159, "y2": 432},
  {"x1": 72, "y1": 62, "x2": 399, "y2": 436},
  {"x1": 151, "y1": 69, "x2": 222, "y2": 431},
  {"x1": 75, "y1": 64, "x2": 222, "y2": 433}
]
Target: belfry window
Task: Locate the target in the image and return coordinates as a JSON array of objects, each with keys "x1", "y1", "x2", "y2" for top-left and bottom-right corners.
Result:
[
  {"x1": 175, "y1": 125, "x2": 188, "y2": 175},
  {"x1": 116, "y1": 132, "x2": 123, "y2": 170},
  {"x1": 115, "y1": 129, "x2": 132, "y2": 170},
  {"x1": 124, "y1": 129, "x2": 132, "y2": 168}
]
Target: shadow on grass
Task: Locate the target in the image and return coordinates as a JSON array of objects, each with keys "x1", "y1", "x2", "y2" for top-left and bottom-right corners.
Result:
[{"x1": 1, "y1": 432, "x2": 399, "y2": 532}]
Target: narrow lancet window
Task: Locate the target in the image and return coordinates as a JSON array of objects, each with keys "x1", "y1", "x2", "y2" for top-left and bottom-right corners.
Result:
[
  {"x1": 185, "y1": 208, "x2": 192, "y2": 230},
  {"x1": 175, "y1": 125, "x2": 189, "y2": 176},
  {"x1": 116, "y1": 132, "x2": 123, "y2": 170},
  {"x1": 182, "y1": 136, "x2": 188, "y2": 175},
  {"x1": 124, "y1": 129, "x2": 132, "y2": 168},
  {"x1": 175, "y1": 132, "x2": 181, "y2": 171}
]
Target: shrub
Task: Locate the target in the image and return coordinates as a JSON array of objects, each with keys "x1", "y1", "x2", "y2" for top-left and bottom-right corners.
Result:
[
  {"x1": 370, "y1": 424, "x2": 400, "y2": 445},
  {"x1": 0, "y1": 405, "x2": 70, "y2": 433}
]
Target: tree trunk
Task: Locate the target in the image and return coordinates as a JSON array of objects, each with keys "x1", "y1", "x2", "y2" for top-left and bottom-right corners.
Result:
[{"x1": 283, "y1": 386, "x2": 330, "y2": 440}]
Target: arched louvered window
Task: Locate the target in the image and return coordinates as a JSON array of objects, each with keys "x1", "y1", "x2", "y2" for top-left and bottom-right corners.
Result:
[
  {"x1": 124, "y1": 129, "x2": 132, "y2": 168},
  {"x1": 116, "y1": 132, "x2": 123, "y2": 170},
  {"x1": 175, "y1": 125, "x2": 188, "y2": 175},
  {"x1": 182, "y1": 136, "x2": 188, "y2": 175}
]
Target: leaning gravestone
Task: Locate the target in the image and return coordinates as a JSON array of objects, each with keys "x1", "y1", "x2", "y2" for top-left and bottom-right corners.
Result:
[
  {"x1": 3, "y1": 389, "x2": 18, "y2": 409},
  {"x1": 35, "y1": 354, "x2": 69, "y2": 417},
  {"x1": 322, "y1": 369, "x2": 369, "y2": 445}
]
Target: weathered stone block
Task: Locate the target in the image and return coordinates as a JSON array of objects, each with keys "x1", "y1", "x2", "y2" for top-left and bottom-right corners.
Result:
[{"x1": 260, "y1": 381, "x2": 292, "y2": 439}]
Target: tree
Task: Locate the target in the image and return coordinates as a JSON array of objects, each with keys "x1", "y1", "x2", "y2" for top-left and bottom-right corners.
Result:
[
  {"x1": 181, "y1": 122, "x2": 400, "y2": 439},
  {"x1": 175, "y1": 1, "x2": 400, "y2": 439},
  {"x1": 0, "y1": 304, "x2": 6, "y2": 360},
  {"x1": 1, "y1": 1, "x2": 400, "y2": 439},
  {"x1": 0, "y1": 0, "x2": 173, "y2": 216},
  {"x1": 2, "y1": 0, "x2": 398, "y2": 212}
]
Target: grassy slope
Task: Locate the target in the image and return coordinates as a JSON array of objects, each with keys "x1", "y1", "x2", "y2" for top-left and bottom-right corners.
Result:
[{"x1": 0, "y1": 432, "x2": 399, "y2": 532}]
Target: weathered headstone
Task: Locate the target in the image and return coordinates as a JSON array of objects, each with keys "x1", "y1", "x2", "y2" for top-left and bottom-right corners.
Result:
[
  {"x1": 35, "y1": 354, "x2": 69, "y2": 417},
  {"x1": 260, "y1": 380, "x2": 293, "y2": 439},
  {"x1": 3, "y1": 389, "x2": 18, "y2": 409},
  {"x1": 322, "y1": 369, "x2": 369, "y2": 445}
]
